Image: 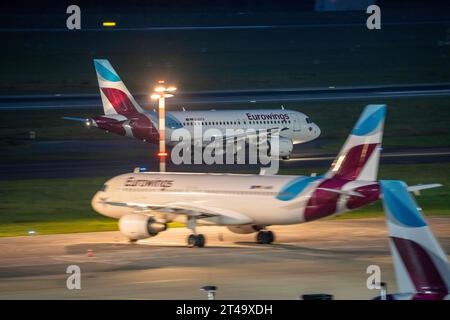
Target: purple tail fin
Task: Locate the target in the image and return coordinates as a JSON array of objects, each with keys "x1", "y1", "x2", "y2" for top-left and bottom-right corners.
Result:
[
  {"x1": 94, "y1": 59, "x2": 144, "y2": 116},
  {"x1": 380, "y1": 180, "x2": 450, "y2": 298},
  {"x1": 326, "y1": 104, "x2": 386, "y2": 181}
]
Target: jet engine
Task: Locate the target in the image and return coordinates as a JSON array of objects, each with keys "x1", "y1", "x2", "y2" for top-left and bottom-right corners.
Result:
[
  {"x1": 118, "y1": 214, "x2": 167, "y2": 240},
  {"x1": 278, "y1": 137, "x2": 294, "y2": 160},
  {"x1": 255, "y1": 136, "x2": 293, "y2": 159},
  {"x1": 227, "y1": 225, "x2": 264, "y2": 234}
]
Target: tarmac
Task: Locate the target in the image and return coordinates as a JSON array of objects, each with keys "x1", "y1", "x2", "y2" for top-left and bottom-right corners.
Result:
[{"x1": 1, "y1": 217, "x2": 449, "y2": 299}]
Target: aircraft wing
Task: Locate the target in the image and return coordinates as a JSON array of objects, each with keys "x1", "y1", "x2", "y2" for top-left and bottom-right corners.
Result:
[
  {"x1": 101, "y1": 200, "x2": 253, "y2": 225},
  {"x1": 203, "y1": 127, "x2": 288, "y2": 148},
  {"x1": 223, "y1": 126, "x2": 287, "y2": 143}
]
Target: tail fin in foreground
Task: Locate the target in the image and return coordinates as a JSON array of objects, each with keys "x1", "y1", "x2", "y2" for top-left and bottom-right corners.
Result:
[
  {"x1": 94, "y1": 59, "x2": 145, "y2": 115},
  {"x1": 326, "y1": 104, "x2": 386, "y2": 181},
  {"x1": 380, "y1": 180, "x2": 450, "y2": 298}
]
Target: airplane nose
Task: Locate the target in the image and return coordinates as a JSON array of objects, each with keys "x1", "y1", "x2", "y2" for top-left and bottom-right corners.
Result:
[
  {"x1": 306, "y1": 124, "x2": 321, "y2": 140},
  {"x1": 314, "y1": 124, "x2": 321, "y2": 137},
  {"x1": 91, "y1": 191, "x2": 108, "y2": 216},
  {"x1": 91, "y1": 192, "x2": 101, "y2": 213}
]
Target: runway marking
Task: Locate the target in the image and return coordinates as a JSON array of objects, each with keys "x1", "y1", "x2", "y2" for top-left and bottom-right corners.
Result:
[{"x1": 49, "y1": 247, "x2": 274, "y2": 266}]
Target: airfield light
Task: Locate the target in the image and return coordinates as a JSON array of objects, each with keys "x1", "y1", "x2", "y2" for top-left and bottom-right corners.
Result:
[
  {"x1": 102, "y1": 21, "x2": 117, "y2": 27},
  {"x1": 151, "y1": 83, "x2": 177, "y2": 172},
  {"x1": 379, "y1": 282, "x2": 387, "y2": 300},
  {"x1": 155, "y1": 86, "x2": 166, "y2": 93},
  {"x1": 200, "y1": 286, "x2": 218, "y2": 300}
]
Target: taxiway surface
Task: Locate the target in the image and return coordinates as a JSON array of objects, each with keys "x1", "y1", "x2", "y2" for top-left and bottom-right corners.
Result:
[{"x1": 1, "y1": 218, "x2": 449, "y2": 299}]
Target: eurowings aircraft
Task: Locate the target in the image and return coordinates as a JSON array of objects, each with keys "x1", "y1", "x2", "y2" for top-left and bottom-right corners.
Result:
[
  {"x1": 375, "y1": 180, "x2": 449, "y2": 300},
  {"x1": 64, "y1": 59, "x2": 320, "y2": 160},
  {"x1": 91, "y1": 104, "x2": 438, "y2": 247}
]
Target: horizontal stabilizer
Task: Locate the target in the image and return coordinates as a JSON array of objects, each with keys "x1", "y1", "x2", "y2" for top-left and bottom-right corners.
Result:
[
  {"x1": 62, "y1": 116, "x2": 89, "y2": 122},
  {"x1": 317, "y1": 187, "x2": 364, "y2": 197},
  {"x1": 407, "y1": 183, "x2": 443, "y2": 194}
]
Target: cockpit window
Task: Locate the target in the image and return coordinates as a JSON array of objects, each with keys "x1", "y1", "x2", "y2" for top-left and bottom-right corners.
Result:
[
  {"x1": 306, "y1": 117, "x2": 312, "y2": 124},
  {"x1": 100, "y1": 184, "x2": 108, "y2": 192}
]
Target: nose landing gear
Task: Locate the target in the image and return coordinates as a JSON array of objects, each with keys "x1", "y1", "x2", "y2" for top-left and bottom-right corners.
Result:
[{"x1": 256, "y1": 230, "x2": 275, "y2": 244}]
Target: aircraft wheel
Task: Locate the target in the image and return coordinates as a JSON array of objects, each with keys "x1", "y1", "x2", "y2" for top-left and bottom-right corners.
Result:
[
  {"x1": 187, "y1": 234, "x2": 205, "y2": 248},
  {"x1": 195, "y1": 234, "x2": 205, "y2": 248},
  {"x1": 266, "y1": 231, "x2": 274, "y2": 243},
  {"x1": 187, "y1": 234, "x2": 197, "y2": 247},
  {"x1": 256, "y1": 230, "x2": 274, "y2": 244}
]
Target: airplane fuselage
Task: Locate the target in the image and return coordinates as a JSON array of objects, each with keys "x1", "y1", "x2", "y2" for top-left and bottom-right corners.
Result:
[
  {"x1": 92, "y1": 172, "x2": 380, "y2": 227},
  {"x1": 91, "y1": 109, "x2": 320, "y2": 147}
]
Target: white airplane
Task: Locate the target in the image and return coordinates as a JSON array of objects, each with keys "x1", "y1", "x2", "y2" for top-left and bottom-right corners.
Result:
[
  {"x1": 64, "y1": 59, "x2": 321, "y2": 160},
  {"x1": 91, "y1": 104, "x2": 438, "y2": 247}
]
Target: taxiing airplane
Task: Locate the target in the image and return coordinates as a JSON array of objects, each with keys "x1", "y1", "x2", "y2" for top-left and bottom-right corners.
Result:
[
  {"x1": 64, "y1": 59, "x2": 320, "y2": 160},
  {"x1": 375, "y1": 180, "x2": 449, "y2": 300},
  {"x1": 91, "y1": 104, "x2": 436, "y2": 247}
]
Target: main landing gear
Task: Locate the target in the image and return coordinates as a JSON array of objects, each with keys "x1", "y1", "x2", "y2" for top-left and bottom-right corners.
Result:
[
  {"x1": 186, "y1": 217, "x2": 206, "y2": 248},
  {"x1": 187, "y1": 234, "x2": 205, "y2": 248},
  {"x1": 256, "y1": 230, "x2": 275, "y2": 244}
]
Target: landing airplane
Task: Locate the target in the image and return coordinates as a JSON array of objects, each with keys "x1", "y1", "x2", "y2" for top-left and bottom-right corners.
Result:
[
  {"x1": 91, "y1": 104, "x2": 438, "y2": 247},
  {"x1": 64, "y1": 59, "x2": 320, "y2": 160},
  {"x1": 376, "y1": 180, "x2": 449, "y2": 300}
]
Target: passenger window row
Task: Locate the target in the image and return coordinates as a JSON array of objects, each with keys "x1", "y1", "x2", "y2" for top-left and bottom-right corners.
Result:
[{"x1": 182, "y1": 120, "x2": 291, "y2": 126}]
